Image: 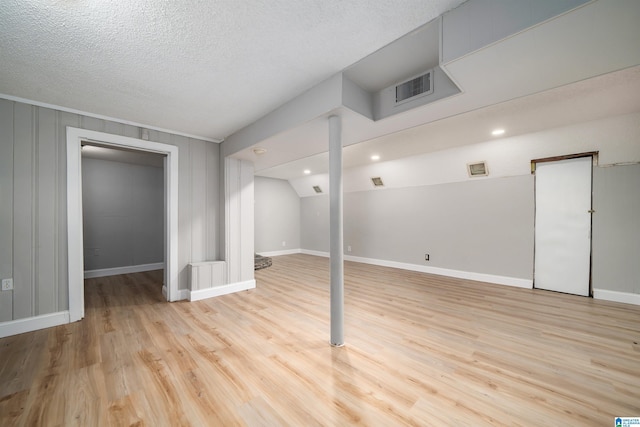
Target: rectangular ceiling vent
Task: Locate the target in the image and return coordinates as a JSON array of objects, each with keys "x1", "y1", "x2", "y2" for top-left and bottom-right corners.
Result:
[
  {"x1": 371, "y1": 177, "x2": 384, "y2": 187},
  {"x1": 395, "y1": 70, "x2": 433, "y2": 104},
  {"x1": 467, "y1": 161, "x2": 489, "y2": 177},
  {"x1": 312, "y1": 185, "x2": 323, "y2": 193}
]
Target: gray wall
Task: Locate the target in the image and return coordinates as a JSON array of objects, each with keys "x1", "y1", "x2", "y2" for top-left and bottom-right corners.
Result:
[
  {"x1": 302, "y1": 175, "x2": 535, "y2": 280},
  {"x1": 0, "y1": 98, "x2": 220, "y2": 323},
  {"x1": 82, "y1": 158, "x2": 164, "y2": 271},
  {"x1": 441, "y1": 0, "x2": 590, "y2": 63},
  {"x1": 301, "y1": 164, "x2": 640, "y2": 293},
  {"x1": 592, "y1": 164, "x2": 640, "y2": 294},
  {"x1": 254, "y1": 176, "x2": 300, "y2": 253}
]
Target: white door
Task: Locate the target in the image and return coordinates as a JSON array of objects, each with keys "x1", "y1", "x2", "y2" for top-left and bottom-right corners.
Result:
[{"x1": 534, "y1": 156, "x2": 592, "y2": 296}]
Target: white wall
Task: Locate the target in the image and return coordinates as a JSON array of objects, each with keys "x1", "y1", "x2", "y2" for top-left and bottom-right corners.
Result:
[
  {"x1": 299, "y1": 112, "x2": 640, "y2": 295},
  {"x1": 254, "y1": 177, "x2": 301, "y2": 254},
  {"x1": 82, "y1": 158, "x2": 164, "y2": 271},
  {"x1": 302, "y1": 175, "x2": 534, "y2": 281},
  {"x1": 0, "y1": 98, "x2": 220, "y2": 324},
  {"x1": 592, "y1": 164, "x2": 640, "y2": 295}
]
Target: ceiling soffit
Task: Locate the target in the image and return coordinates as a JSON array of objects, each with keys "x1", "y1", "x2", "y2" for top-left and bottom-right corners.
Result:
[{"x1": 229, "y1": 0, "x2": 640, "y2": 180}]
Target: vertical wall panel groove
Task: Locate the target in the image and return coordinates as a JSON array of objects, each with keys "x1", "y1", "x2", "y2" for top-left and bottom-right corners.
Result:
[
  {"x1": 174, "y1": 134, "x2": 191, "y2": 291},
  {"x1": 0, "y1": 99, "x2": 15, "y2": 321},
  {"x1": 13, "y1": 102, "x2": 35, "y2": 319},
  {"x1": 36, "y1": 108, "x2": 57, "y2": 315},
  {"x1": 190, "y1": 139, "x2": 206, "y2": 263},
  {"x1": 32, "y1": 106, "x2": 39, "y2": 315},
  {"x1": 54, "y1": 110, "x2": 59, "y2": 312},
  {"x1": 1, "y1": 98, "x2": 221, "y2": 325}
]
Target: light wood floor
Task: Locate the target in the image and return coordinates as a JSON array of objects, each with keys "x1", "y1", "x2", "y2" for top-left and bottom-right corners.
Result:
[{"x1": 1, "y1": 254, "x2": 639, "y2": 426}]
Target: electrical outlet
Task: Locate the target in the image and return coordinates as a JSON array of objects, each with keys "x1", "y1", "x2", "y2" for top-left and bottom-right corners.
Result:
[
  {"x1": 282, "y1": 241, "x2": 286, "y2": 247},
  {"x1": 425, "y1": 254, "x2": 430, "y2": 261},
  {"x1": 1, "y1": 278, "x2": 13, "y2": 291},
  {"x1": 347, "y1": 246, "x2": 352, "y2": 252}
]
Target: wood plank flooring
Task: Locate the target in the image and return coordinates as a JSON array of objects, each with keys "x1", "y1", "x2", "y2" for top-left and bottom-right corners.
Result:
[{"x1": 1, "y1": 253, "x2": 639, "y2": 426}]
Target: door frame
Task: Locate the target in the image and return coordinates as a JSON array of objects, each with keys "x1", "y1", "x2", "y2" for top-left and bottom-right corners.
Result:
[
  {"x1": 66, "y1": 127, "x2": 179, "y2": 322},
  {"x1": 532, "y1": 151, "x2": 597, "y2": 296}
]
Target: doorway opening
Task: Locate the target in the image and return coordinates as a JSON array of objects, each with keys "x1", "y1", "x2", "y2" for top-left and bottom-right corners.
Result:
[
  {"x1": 81, "y1": 143, "x2": 166, "y2": 281},
  {"x1": 66, "y1": 127, "x2": 179, "y2": 322},
  {"x1": 532, "y1": 152, "x2": 597, "y2": 296}
]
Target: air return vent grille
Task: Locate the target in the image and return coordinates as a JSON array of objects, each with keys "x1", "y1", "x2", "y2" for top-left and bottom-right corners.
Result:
[
  {"x1": 313, "y1": 185, "x2": 323, "y2": 193},
  {"x1": 371, "y1": 177, "x2": 384, "y2": 187},
  {"x1": 467, "y1": 161, "x2": 489, "y2": 177},
  {"x1": 395, "y1": 71, "x2": 433, "y2": 104}
]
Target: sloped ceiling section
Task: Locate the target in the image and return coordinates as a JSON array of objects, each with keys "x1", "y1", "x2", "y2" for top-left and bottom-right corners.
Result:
[{"x1": 227, "y1": 0, "x2": 640, "y2": 182}]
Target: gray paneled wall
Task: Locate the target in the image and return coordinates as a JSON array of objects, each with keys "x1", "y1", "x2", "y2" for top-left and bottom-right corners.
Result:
[
  {"x1": 0, "y1": 98, "x2": 220, "y2": 323},
  {"x1": 301, "y1": 165, "x2": 640, "y2": 293},
  {"x1": 82, "y1": 158, "x2": 164, "y2": 271},
  {"x1": 592, "y1": 164, "x2": 640, "y2": 294},
  {"x1": 441, "y1": 0, "x2": 590, "y2": 63},
  {"x1": 254, "y1": 177, "x2": 301, "y2": 253},
  {"x1": 302, "y1": 175, "x2": 535, "y2": 280}
]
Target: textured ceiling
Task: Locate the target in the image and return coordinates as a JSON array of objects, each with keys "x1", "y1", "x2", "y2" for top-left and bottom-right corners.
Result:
[{"x1": 0, "y1": 0, "x2": 465, "y2": 140}]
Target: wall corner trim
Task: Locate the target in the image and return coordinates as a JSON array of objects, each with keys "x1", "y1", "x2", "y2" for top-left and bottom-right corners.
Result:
[
  {"x1": 593, "y1": 289, "x2": 640, "y2": 306},
  {"x1": 0, "y1": 311, "x2": 71, "y2": 338},
  {"x1": 188, "y1": 280, "x2": 256, "y2": 302}
]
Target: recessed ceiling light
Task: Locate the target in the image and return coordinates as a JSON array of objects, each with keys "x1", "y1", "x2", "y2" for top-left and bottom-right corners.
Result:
[
  {"x1": 371, "y1": 155, "x2": 380, "y2": 161},
  {"x1": 303, "y1": 169, "x2": 311, "y2": 175},
  {"x1": 253, "y1": 147, "x2": 267, "y2": 155},
  {"x1": 491, "y1": 129, "x2": 505, "y2": 136}
]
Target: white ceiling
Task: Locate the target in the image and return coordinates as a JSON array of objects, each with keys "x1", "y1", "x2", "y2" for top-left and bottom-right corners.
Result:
[
  {"x1": 3, "y1": 0, "x2": 639, "y2": 179},
  {"x1": 0, "y1": 0, "x2": 465, "y2": 141},
  {"x1": 232, "y1": 0, "x2": 640, "y2": 180},
  {"x1": 255, "y1": 66, "x2": 640, "y2": 180}
]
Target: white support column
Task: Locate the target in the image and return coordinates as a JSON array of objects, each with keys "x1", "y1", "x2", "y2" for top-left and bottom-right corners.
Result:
[{"x1": 329, "y1": 114, "x2": 344, "y2": 347}]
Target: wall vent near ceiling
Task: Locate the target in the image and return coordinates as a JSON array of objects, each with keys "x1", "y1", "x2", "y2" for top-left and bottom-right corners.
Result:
[
  {"x1": 313, "y1": 185, "x2": 323, "y2": 193},
  {"x1": 467, "y1": 161, "x2": 489, "y2": 177},
  {"x1": 395, "y1": 70, "x2": 433, "y2": 104},
  {"x1": 371, "y1": 177, "x2": 384, "y2": 187}
]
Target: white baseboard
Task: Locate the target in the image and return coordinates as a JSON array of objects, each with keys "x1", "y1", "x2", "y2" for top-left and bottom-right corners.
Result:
[
  {"x1": 163, "y1": 285, "x2": 189, "y2": 301},
  {"x1": 300, "y1": 249, "x2": 329, "y2": 258},
  {"x1": 0, "y1": 311, "x2": 70, "y2": 338},
  {"x1": 178, "y1": 288, "x2": 190, "y2": 301},
  {"x1": 257, "y1": 249, "x2": 301, "y2": 257},
  {"x1": 189, "y1": 280, "x2": 256, "y2": 302},
  {"x1": 84, "y1": 262, "x2": 165, "y2": 279},
  {"x1": 300, "y1": 250, "x2": 533, "y2": 289},
  {"x1": 593, "y1": 289, "x2": 640, "y2": 306}
]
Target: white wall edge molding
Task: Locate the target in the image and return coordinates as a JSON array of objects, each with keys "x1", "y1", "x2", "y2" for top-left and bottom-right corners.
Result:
[
  {"x1": 0, "y1": 94, "x2": 222, "y2": 143},
  {"x1": 258, "y1": 249, "x2": 302, "y2": 257},
  {"x1": 188, "y1": 280, "x2": 256, "y2": 302},
  {"x1": 84, "y1": 263, "x2": 165, "y2": 279},
  {"x1": 0, "y1": 311, "x2": 71, "y2": 339},
  {"x1": 593, "y1": 289, "x2": 640, "y2": 306},
  {"x1": 300, "y1": 250, "x2": 532, "y2": 289}
]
